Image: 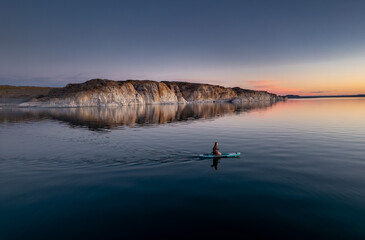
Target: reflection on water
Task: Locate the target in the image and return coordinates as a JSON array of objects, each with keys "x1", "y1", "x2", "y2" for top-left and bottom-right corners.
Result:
[
  {"x1": 1, "y1": 98, "x2": 365, "y2": 239},
  {"x1": 211, "y1": 157, "x2": 222, "y2": 170},
  {"x1": 0, "y1": 101, "x2": 275, "y2": 130}
]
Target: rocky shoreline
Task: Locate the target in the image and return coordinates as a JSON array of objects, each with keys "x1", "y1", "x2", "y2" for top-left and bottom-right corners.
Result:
[{"x1": 18, "y1": 79, "x2": 287, "y2": 107}]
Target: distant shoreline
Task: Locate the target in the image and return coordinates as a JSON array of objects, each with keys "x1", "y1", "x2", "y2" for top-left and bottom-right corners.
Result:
[
  {"x1": 0, "y1": 85, "x2": 55, "y2": 99},
  {"x1": 286, "y1": 94, "x2": 365, "y2": 99}
]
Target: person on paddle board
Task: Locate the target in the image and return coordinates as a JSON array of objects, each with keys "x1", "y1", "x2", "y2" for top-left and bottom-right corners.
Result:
[{"x1": 212, "y1": 142, "x2": 222, "y2": 156}]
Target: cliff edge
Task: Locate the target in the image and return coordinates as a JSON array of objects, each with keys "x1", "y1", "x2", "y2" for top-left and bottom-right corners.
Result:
[{"x1": 20, "y1": 79, "x2": 287, "y2": 107}]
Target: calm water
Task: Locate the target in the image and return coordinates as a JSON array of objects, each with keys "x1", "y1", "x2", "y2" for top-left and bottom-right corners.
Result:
[{"x1": 1, "y1": 99, "x2": 365, "y2": 239}]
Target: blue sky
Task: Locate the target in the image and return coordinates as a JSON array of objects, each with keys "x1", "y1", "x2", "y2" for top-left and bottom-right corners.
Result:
[{"x1": 1, "y1": 0, "x2": 365, "y2": 94}]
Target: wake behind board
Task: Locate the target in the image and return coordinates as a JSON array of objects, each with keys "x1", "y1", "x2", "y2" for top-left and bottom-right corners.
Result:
[{"x1": 199, "y1": 152, "x2": 240, "y2": 158}]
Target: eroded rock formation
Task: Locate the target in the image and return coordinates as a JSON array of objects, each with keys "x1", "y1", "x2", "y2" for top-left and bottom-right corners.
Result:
[{"x1": 19, "y1": 79, "x2": 286, "y2": 107}]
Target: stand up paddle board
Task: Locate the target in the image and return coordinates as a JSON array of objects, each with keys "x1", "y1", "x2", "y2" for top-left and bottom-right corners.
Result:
[{"x1": 199, "y1": 152, "x2": 240, "y2": 158}]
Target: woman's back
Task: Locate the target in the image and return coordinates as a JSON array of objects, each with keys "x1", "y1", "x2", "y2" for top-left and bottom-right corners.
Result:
[{"x1": 212, "y1": 142, "x2": 221, "y2": 156}]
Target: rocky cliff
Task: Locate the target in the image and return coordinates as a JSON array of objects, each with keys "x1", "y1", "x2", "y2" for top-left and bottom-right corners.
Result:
[{"x1": 19, "y1": 79, "x2": 286, "y2": 107}]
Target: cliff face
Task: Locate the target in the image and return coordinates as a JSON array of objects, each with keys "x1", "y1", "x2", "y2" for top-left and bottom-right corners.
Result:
[
  {"x1": 20, "y1": 79, "x2": 287, "y2": 107},
  {"x1": 162, "y1": 81, "x2": 237, "y2": 103}
]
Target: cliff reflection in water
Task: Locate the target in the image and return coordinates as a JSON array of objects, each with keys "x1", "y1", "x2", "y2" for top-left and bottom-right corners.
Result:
[{"x1": 0, "y1": 101, "x2": 275, "y2": 130}]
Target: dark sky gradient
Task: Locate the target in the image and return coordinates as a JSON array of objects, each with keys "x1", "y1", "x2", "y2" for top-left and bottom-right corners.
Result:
[{"x1": 1, "y1": 0, "x2": 365, "y2": 94}]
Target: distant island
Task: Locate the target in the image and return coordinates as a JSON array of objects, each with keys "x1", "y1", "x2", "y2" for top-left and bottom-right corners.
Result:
[
  {"x1": 1, "y1": 79, "x2": 287, "y2": 107},
  {"x1": 286, "y1": 94, "x2": 365, "y2": 99}
]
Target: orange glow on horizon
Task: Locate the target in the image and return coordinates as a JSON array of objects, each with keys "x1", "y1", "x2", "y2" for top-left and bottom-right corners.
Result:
[{"x1": 246, "y1": 79, "x2": 365, "y2": 96}]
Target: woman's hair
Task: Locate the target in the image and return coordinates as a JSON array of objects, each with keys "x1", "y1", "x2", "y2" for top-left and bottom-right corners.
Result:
[{"x1": 214, "y1": 142, "x2": 218, "y2": 146}]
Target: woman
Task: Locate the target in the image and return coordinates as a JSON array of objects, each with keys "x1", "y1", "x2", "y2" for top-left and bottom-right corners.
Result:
[{"x1": 212, "y1": 142, "x2": 222, "y2": 156}]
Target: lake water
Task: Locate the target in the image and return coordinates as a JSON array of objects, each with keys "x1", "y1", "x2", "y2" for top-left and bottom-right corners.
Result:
[{"x1": 1, "y1": 98, "x2": 365, "y2": 239}]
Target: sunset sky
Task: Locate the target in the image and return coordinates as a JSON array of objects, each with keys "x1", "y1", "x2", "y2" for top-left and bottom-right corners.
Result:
[{"x1": 1, "y1": 0, "x2": 365, "y2": 95}]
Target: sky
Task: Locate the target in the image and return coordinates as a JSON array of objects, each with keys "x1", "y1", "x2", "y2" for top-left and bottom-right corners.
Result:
[{"x1": 1, "y1": 0, "x2": 365, "y2": 95}]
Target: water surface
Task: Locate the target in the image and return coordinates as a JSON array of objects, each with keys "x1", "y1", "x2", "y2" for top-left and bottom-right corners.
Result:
[{"x1": 1, "y1": 99, "x2": 365, "y2": 239}]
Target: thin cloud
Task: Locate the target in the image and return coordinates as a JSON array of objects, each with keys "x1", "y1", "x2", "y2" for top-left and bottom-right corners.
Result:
[
  {"x1": 248, "y1": 80, "x2": 280, "y2": 89},
  {"x1": 248, "y1": 80, "x2": 303, "y2": 95}
]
